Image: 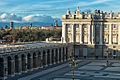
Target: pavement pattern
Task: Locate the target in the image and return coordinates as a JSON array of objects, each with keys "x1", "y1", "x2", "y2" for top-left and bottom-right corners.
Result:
[{"x1": 8, "y1": 60, "x2": 120, "y2": 80}]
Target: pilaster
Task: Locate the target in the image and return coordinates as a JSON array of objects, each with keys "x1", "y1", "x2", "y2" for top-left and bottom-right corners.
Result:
[
  {"x1": 92, "y1": 24, "x2": 95, "y2": 44},
  {"x1": 118, "y1": 24, "x2": 120, "y2": 44},
  {"x1": 109, "y1": 24, "x2": 112, "y2": 44},
  {"x1": 62, "y1": 23, "x2": 67, "y2": 43},
  {"x1": 88, "y1": 24, "x2": 91, "y2": 44},
  {"x1": 100, "y1": 24, "x2": 103, "y2": 45},
  {"x1": 79, "y1": 24, "x2": 83, "y2": 44},
  {"x1": 72, "y1": 24, "x2": 75, "y2": 43}
]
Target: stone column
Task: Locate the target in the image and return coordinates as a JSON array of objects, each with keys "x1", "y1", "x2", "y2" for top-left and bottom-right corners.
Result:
[
  {"x1": 62, "y1": 23, "x2": 67, "y2": 43},
  {"x1": 118, "y1": 24, "x2": 120, "y2": 44},
  {"x1": 15, "y1": 57, "x2": 21, "y2": 75},
  {"x1": 100, "y1": 24, "x2": 103, "y2": 45},
  {"x1": 72, "y1": 24, "x2": 75, "y2": 43},
  {"x1": 9, "y1": 59, "x2": 14, "y2": 77},
  {"x1": 92, "y1": 24, "x2": 95, "y2": 44},
  {"x1": 0, "y1": 58, "x2": 7, "y2": 80},
  {"x1": 50, "y1": 49, "x2": 52, "y2": 65},
  {"x1": 88, "y1": 24, "x2": 91, "y2": 44},
  {"x1": 61, "y1": 48, "x2": 63, "y2": 62},
  {"x1": 57, "y1": 48, "x2": 60, "y2": 63},
  {"x1": 109, "y1": 24, "x2": 112, "y2": 44},
  {"x1": 22, "y1": 56, "x2": 27, "y2": 73},
  {"x1": 40, "y1": 51, "x2": 43, "y2": 68},
  {"x1": 79, "y1": 24, "x2": 83, "y2": 44},
  {"x1": 45, "y1": 51, "x2": 48, "y2": 66}
]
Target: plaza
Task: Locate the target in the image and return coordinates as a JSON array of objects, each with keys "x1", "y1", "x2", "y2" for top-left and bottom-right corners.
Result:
[
  {"x1": 8, "y1": 59, "x2": 120, "y2": 80},
  {"x1": 39, "y1": 60, "x2": 120, "y2": 80}
]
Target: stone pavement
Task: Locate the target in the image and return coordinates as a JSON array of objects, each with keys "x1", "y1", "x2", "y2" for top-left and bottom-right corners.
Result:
[
  {"x1": 18, "y1": 63, "x2": 69, "y2": 80},
  {"x1": 53, "y1": 60, "x2": 120, "y2": 80},
  {"x1": 11, "y1": 60, "x2": 120, "y2": 80}
]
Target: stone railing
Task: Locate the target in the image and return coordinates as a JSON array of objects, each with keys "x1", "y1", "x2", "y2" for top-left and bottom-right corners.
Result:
[{"x1": 0, "y1": 43, "x2": 66, "y2": 54}]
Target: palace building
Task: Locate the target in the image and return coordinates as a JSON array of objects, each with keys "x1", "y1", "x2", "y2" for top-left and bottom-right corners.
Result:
[{"x1": 61, "y1": 7, "x2": 120, "y2": 58}]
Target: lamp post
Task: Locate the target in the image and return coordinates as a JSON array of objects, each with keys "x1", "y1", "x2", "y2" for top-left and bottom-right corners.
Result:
[
  {"x1": 69, "y1": 57, "x2": 78, "y2": 80},
  {"x1": 105, "y1": 48, "x2": 110, "y2": 66}
]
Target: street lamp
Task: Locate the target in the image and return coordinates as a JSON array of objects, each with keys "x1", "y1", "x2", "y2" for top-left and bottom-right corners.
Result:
[
  {"x1": 69, "y1": 57, "x2": 78, "y2": 80},
  {"x1": 105, "y1": 48, "x2": 110, "y2": 66}
]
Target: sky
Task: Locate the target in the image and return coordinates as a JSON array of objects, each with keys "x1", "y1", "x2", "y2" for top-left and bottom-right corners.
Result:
[{"x1": 0, "y1": 0, "x2": 119, "y2": 23}]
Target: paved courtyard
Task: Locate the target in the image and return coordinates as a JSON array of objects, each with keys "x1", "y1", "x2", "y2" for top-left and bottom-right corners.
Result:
[{"x1": 10, "y1": 60, "x2": 120, "y2": 80}]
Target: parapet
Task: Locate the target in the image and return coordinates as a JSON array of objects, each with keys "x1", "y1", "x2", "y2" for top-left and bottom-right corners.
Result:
[{"x1": 62, "y1": 8, "x2": 120, "y2": 20}]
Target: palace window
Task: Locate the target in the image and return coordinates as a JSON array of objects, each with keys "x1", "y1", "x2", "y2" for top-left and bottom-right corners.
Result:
[
  {"x1": 66, "y1": 24, "x2": 70, "y2": 28},
  {"x1": 75, "y1": 24, "x2": 79, "y2": 28},
  {"x1": 83, "y1": 24, "x2": 87, "y2": 28},
  {"x1": 112, "y1": 35, "x2": 118, "y2": 44},
  {"x1": 113, "y1": 24, "x2": 117, "y2": 28},
  {"x1": 104, "y1": 24, "x2": 107, "y2": 28}
]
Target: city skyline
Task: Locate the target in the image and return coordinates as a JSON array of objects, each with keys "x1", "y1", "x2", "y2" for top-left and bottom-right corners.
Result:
[{"x1": 0, "y1": 0, "x2": 119, "y2": 23}]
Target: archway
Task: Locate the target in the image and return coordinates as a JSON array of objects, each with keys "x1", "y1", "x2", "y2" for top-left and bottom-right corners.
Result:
[
  {"x1": 55, "y1": 49, "x2": 58, "y2": 63},
  {"x1": 27, "y1": 53, "x2": 32, "y2": 70},
  {"x1": 43, "y1": 51, "x2": 46, "y2": 66},
  {"x1": 38, "y1": 52, "x2": 41, "y2": 67},
  {"x1": 14, "y1": 55, "x2": 19, "y2": 74},
  {"x1": 21, "y1": 54, "x2": 26, "y2": 72},
  {"x1": 59, "y1": 48, "x2": 61, "y2": 62},
  {"x1": 6, "y1": 56, "x2": 13, "y2": 76},
  {"x1": 33, "y1": 53, "x2": 37, "y2": 68},
  {"x1": 0, "y1": 58, "x2": 4, "y2": 77},
  {"x1": 51, "y1": 49, "x2": 54, "y2": 64},
  {"x1": 63, "y1": 47, "x2": 65, "y2": 61},
  {"x1": 66, "y1": 47, "x2": 68, "y2": 60},
  {"x1": 47, "y1": 50, "x2": 50, "y2": 65}
]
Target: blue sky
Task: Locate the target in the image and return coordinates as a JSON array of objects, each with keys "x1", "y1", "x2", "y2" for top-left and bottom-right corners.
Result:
[{"x1": 0, "y1": 0, "x2": 119, "y2": 22}]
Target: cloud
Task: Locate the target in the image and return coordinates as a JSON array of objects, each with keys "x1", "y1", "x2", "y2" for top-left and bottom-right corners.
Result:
[
  {"x1": 0, "y1": 13, "x2": 22, "y2": 22},
  {"x1": 23, "y1": 14, "x2": 54, "y2": 23},
  {"x1": 0, "y1": 13, "x2": 61, "y2": 24}
]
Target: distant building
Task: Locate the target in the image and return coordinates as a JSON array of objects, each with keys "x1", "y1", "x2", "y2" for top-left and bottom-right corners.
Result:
[
  {"x1": 10, "y1": 22, "x2": 14, "y2": 29},
  {"x1": 30, "y1": 23, "x2": 32, "y2": 27},
  {"x1": 54, "y1": 20, "x2": 58, "y2": 27},
  {"x1": 4, "y1": 25, "x2": 8, "y2": 29},
  {"x1": 14, "y1": 26, "x2": 62, "y2": 30}
]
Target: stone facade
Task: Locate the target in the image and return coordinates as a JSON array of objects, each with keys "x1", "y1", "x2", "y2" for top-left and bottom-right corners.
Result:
[
  {"x1": 0, "y1": 43, "x2": 73, "y2": 80},
  {"x1": 62, "y1": 7, "x2": 120, "y2": 58}
]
